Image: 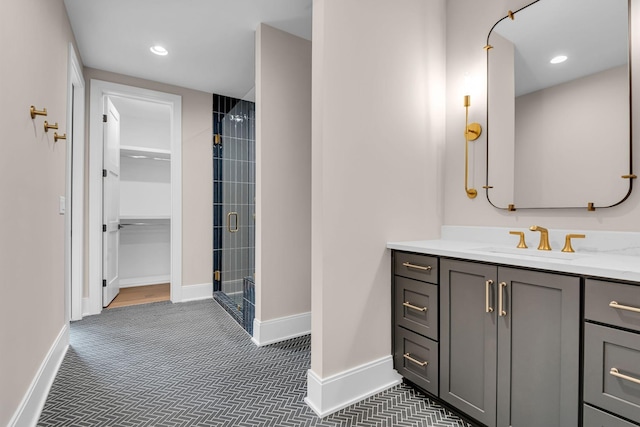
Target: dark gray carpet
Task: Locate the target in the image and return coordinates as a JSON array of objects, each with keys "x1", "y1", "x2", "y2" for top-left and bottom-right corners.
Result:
[{"x1": 38, "y1": 300, "x2": 472, "y2": 426}]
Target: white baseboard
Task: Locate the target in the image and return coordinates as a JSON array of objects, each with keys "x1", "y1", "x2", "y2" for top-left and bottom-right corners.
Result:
[
  {"x1": 9, "y1": 324, "x2": 69, "y2": 427},
  {"x1": 119, "y1": 275, "x2": 170, "y2": 288},
  {"x1": 251, "y1": 312, "x2": 311, "y2": 347},
  {"x1": 180, "y1": 283, "x2": 213, "y2": 302},
  {"x1": 304, "y1": 355, "x2": 402, "y2": 418}
]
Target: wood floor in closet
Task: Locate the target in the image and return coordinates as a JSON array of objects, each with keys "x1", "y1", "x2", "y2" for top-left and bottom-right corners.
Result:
[{"x1": 107, "y1": 283, "x2": 170, "y2": 309}]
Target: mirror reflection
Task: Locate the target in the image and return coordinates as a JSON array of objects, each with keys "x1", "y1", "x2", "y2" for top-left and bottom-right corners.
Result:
[{"x1": 486, "y1": 0, "x2": 632, "y2": 209}]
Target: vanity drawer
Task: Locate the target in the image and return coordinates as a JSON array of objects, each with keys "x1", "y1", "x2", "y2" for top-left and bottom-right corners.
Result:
[
  {"x1": 394, "y1": 327, "x2": 439, "y2": 396},
  {"x1": 586, "y1": 279, "x2": 640, "y2": 333},
  {"x1": 395, "y1": 276, "x2": 438, "y2": 340},
  {"x1": 584, "y1": 405, "x2": 639, "y2": 427},
  {"x1": 394, "y1": 252, "x2": 438, "y2": 284},
  {"x1": 584, "y1": 323, "x2": 640, "y2": 424}
]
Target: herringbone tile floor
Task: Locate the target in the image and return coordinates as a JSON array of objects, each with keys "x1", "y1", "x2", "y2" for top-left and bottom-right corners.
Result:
[{"x1": 38, "y1": 300, "x2": 472, "y2": 426}]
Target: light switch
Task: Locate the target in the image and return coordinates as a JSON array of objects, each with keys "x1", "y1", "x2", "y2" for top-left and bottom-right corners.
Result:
[{"x1": 59, "y1": 196, "x2": 66, "y2": 215}]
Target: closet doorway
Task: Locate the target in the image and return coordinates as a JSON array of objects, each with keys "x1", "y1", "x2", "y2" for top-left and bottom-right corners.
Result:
[
  {"x1": 87, "y1": 80, "x2": 182, "y2": 316},
  {"x1": 108, "y1": 96, "x2": 171, "y2": 306}
]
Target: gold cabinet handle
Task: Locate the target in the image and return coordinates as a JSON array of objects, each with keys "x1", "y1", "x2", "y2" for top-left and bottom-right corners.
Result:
[
  {"x1": 403, "y1": 353, "x2": 428, "y2": 367},
  {"x1": 485, "y1": 279, "x2": 494, "y2": 313},
  {"x1": 609, "y1": 301, "x2": 640, "y2": 313},
  {"x1": 610, "y1": 368, "x2": 640, "y2": 385},
  {"x1": 499, "y1": 281, "x2": 507, "y2": 317},
  {"x1": 403, "y1": 301, "x2": 427, "y2": 312},
  {"x1": 402, "y1": 262, "x2": 432, "y2": 271},
  {"x1": 227, "y1": 212, "x2": 238, "y2": 233}
]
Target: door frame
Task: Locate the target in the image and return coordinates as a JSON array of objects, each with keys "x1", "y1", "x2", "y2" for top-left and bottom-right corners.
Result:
[
  {"x1": 66, "y1": 44, "x2": 85, "y2": 322},
  {"x1": 88, "y1": 79, "x2": 182, "y2": 315}
]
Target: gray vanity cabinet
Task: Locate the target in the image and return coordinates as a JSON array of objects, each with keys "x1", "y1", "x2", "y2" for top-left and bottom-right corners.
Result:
[
  {"x1": 441, "y1": 259, "x2": 580, "y2": 427},
  {"x1": 584, "y1": 279, "x2": 640, "y2": 425},
  {"x1": 496, "y1": 267, "x2": 580, "y2": 427},
  {"x1": 393, "y1": 252, "x2": 439, "y2": 396},
  {"x1": 584, "y1": 405, "x2": 639, "y2": 427},
  {"x1": 440, "y1": 260, "x2": 497, "y2": 426}
]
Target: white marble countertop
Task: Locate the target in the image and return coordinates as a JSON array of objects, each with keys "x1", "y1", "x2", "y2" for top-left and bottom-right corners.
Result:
[{"x1": 387, "y1": 226, "x2": 640, "y2": 283}]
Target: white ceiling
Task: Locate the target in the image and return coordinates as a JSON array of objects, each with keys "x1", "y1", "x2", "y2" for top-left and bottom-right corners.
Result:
[{"x1": 63, "y1": 0, "x2": 313, "y2": 99}]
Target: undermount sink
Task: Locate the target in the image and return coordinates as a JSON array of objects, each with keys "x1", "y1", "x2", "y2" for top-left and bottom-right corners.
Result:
[{"x1": 474, "y1": 246, "x2": 589, "y2": 261}]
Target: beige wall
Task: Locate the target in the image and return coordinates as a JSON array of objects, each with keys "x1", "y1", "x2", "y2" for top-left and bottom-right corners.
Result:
[
  {"x1": 82, "y1": 68, "x2": 213, "y2": 290},
  {"x1": 255, "y1": 24, "x2": 312, "y2": 321},
  {"x1": 486, "y1": 32, "x2": 515, "y2": 208},
  {"x1": 0, "y1": 0, "x2": 78, "y2": 424},
  {"x1": 514, "y1": 66, "x2": 628, "y2": 207},
  {"x1": 311, "y1": 0, "x2": 446, "y2": 377},
  {"x1": 444, "y1": 0, "x2": 640, "y2": 229}
]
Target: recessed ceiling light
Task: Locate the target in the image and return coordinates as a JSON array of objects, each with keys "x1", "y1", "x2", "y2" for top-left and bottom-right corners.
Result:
[
  {"x1": 150, "y1": 45, "x2": 168, "y2": 56},
  {"x1": 550, "y1": 55, "x2": 568, "y2": 64}
]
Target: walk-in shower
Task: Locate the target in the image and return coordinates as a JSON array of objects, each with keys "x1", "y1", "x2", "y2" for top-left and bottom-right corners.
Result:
[{"x1": 212, "y1": 94, "x2": 256, "y2": 333}]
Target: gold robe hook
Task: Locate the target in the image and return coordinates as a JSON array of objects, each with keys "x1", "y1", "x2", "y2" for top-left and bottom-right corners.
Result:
[{"x1": 30, "y1": 105, "x2": 47, "y2": 119}]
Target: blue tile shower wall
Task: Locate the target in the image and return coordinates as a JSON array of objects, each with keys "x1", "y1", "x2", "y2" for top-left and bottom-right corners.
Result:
[
  {"x1": 213, "y1": 94, "x2": 256, "y2": 333},
  {"x1": 243, "y1": 276, "x2": 255, "y2": 334}
]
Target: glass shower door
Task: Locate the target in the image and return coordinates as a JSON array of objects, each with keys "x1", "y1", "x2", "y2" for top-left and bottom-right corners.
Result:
[{"x1": 213, "y1": 94, "x2": 255, "y2": 331}]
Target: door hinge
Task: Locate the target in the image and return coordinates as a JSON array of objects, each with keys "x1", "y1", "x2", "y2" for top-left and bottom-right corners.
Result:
[
  {"x1": 103, "y1": 169, "x2": 107, "y2": 177},
  {"x1": 103, "y1": 224, "x2": 107, "y2": 232},
  {"x1": 214, "y1": 270, "x2": 221, "y2": 281},
  {"x1": 102, "y1": 279, "x2": 107, "y2": 287},
  {"x1": 103, "y1": 114, "x2": 107, "y2": 123}
]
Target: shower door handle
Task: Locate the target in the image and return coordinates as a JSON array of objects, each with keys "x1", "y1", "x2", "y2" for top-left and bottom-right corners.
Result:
[{"x1": 227, "y1": 212, "x2": 239, "y2": 233}]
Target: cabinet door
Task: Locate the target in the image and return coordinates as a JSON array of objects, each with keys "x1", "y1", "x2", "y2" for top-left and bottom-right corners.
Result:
[
  {"x1": 441, "y1": 259, "x2": 497, "y2": 427},
  {"x1": 584, "y1": 404, "x2": 639, "y2": 427},
  {"x1": 496, "y1": 268, "x2": 580, "y2": 427},
  {"x1": 395, "y1": 327, "x2": 439, "y2": 396},
  {"x1": 395, "y1": 276, "x2": 438, "y2": 340},
  {"x1": 584, "y1": 323, "x2": 640, "y2": 424}
]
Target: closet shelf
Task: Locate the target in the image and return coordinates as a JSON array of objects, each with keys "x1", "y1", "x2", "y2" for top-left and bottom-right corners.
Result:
[
  {"x1": 121, "y1": 221, "x2": 169, "y2": 228},
  {"x1": 120, "y1": 217, "x2": 169, "y2": 229},
  {"x1": 120, "y1": 215, "x2": 170, "y2": 221},
  {"x1": 121, "y1": 145, "x2": 171, "y2": 161}
]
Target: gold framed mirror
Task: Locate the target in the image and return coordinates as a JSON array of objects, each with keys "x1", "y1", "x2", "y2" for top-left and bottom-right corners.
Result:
[{"x1": 485, "y1": 0, "x2": 633, "y2": 210}]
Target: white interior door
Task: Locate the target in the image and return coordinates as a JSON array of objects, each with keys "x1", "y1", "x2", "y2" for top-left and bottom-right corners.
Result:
[{"x1": 103, "y1": 97, "x2": 121, "y2": 307}]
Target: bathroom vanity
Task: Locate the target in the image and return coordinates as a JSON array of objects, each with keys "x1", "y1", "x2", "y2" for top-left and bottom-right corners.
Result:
[{"x1": 388, "y1": 227, "x2": 640, "y2": 427}]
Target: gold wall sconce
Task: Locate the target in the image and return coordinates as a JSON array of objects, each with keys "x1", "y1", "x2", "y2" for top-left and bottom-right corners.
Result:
[
  {"x1": 43, "y1": 121, "x2": 58, "y2": 132},
  {"x1": 464, "y1": 95, "x2": 482, "y2": 199},
  {"x1": 54, "y1": 132, "x2": 67, "y2": 142},
  {"x1": 30, "y1": 105, "x2": 47, "y2": 119}
]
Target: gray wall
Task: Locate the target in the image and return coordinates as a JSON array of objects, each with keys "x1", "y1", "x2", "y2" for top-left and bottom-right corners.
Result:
[
  {"x1": 255, "y1": 24, "x2": 312, "y2": 321},
  {"x1": 310, "y1": 0, "x2": 446, "y2": 378},
  {"x1": 0, "y1": 0, "x2": 78, "y2": 424},
  {"x1": 82, "y1": 67, "x2": 213, "y2": 291}
]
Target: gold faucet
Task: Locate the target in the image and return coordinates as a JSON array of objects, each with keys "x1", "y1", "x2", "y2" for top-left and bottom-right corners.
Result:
[{"x1": 530, "y1": 226, "x2": 551, "y2": 251}]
